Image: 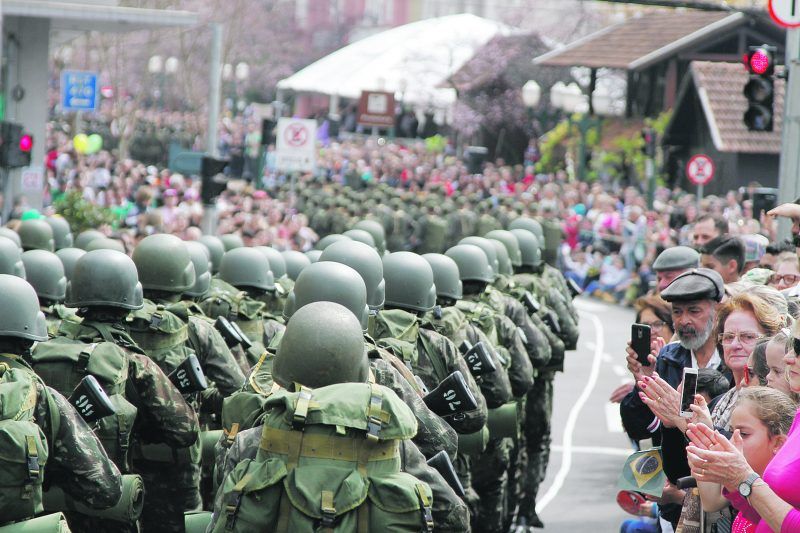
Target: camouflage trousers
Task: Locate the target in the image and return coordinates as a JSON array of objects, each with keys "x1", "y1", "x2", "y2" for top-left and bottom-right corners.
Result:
[
  {"x1": 472, "y1": 437, "x2": 513, "y2": 533},
  {"x1": 518, "y1": 372, "x2": 554, "y2": 520},
  {"x1": 134, "y1": 459, "x2": 202, "y2": 533}
]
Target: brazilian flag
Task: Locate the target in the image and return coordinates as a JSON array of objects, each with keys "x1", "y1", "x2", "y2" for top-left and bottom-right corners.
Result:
[{"x1": 617, "y1": 447, "x2": 666, "y2": 497}]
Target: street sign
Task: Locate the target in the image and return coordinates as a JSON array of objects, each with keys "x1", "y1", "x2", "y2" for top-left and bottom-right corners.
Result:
[
  {"x1": 61, "y1": 71, "x2": 99, "y2": 112},
  {"x1": 769, "y1": 0, "x2": 800, "y2": 28},
  {"x1": 276, "y1": 118, "x2": 316, "y2": 172},
  {"x1": 686, "y1": 154, "x2": 715, "y2": 186},
  {"x1": 357, "y1": 90, "x2": 396, "y2": 128}
]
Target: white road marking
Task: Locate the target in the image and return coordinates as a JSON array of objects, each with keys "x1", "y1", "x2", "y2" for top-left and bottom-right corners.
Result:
[
  {"x1": 551, "y1": 445, "x2": 632, "y2": 457},
  {"x1": 605, "y1": 402, "x2": 624, "y2": 433},
  {"x1": 584, "y1": 341, "x2": 596, "y2": 350},
  {"x1": 574, "y1": 299, "x2": 607, "y2": 313},
  {"x1": 602, "y1": 353, "x2": 613, "y2": 363},
  {"x1": 536, "y1": 310, "x2": 605, "y2": 514}
]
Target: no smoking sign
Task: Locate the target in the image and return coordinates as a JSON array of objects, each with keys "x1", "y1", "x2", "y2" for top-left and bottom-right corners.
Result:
[
  {"x1": 769, "y1": 0, "x2": 800, "y2": 28},
  {"x1": 686, "y1": 154, "x2": 715, "y2": 186}
]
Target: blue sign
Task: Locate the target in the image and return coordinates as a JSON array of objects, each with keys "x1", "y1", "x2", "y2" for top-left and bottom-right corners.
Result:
[{"x1": 61, "y1": 70, "x2": 99, "y2": 112}]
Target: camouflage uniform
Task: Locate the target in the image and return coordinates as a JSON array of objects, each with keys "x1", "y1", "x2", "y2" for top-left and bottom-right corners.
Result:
[{"x1": 40, "y1": 303, "x2": 78, "y2": 338}]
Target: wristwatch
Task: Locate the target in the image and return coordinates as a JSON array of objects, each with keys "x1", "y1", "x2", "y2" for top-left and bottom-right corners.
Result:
[{"x1": 738, "y1": 472, "x2": 761, "y2": 498}]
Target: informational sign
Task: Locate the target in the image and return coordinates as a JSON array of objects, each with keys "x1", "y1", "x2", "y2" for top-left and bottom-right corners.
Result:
[
  {"x1": 769, "y1": 0, "x2": 800, "y2": 28},
  {"x1": 61, "y1": 71, "x2": 99, "y2": 112},
  {"x1": 686, "y1": 154, "x2": 715, "y2": 186},
  {"x1": 357, "y1": 90, "x2": 396, "y2": 128},
  {"x1": 276, "y1": 118, "x2": 316, "y2": 172}
]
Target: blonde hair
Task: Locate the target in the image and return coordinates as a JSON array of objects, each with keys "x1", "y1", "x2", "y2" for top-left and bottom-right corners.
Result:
[
  {"x1": 716, "y1": 293, "x2": 784, "y2": 338},
  {"x1": 736, "y1": 386, "x2": 797, "y2": 437}
]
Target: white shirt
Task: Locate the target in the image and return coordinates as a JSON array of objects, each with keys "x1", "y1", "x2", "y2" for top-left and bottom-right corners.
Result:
[{"x1": 691, "y1": 349, "x2": 721, "y2": 370}]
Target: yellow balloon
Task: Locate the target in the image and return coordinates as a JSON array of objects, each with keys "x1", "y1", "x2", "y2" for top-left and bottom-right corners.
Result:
[{"x1": 73, "y1": 134, "x2": 89, "y2": 154}]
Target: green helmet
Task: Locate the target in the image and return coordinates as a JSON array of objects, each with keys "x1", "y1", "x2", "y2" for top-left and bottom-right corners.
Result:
[
  {"x1": 132, "y1": 234, "x2": 196, "y2": 293},
  {"x1": 45, "y1": 216, "x2": 74, "y2": 250},
  {"x1": 75, "y1": 230, "x2": 105, "y2": 250},
  {"x1": 445, "y1": 244, "x2": 494, "y2": 283},
  {"x1": 305, "y1": 249, "x2": 323, "y2": 263},
  {"x1": 255, "y1": 247, "x2": 287, "y2": 278},
  {"x1": 66, "y1": 250, "x2": 143, "y2": 310},
  {"x1": 485, "y1": 230, "x2": 522, "y2": 267},
  {"x1": 220, "y1": 234, "x2": 245, "y2": 251},
  {"x1": 283, "y1": 262, "x2": 369, "y2": 330},
  {"x1": 198, "y1": 236, "x2": 225, "y2": 274},
  {"x1": 17, "y1": 219, "x2": 55, "y2": 252},
  {"x1": 184, "y1": 241, "x2": 212, "y2": 298},
  {"x1": 274, "y1": 301, "x2": 369, "y2": 390},
  {"x1": 508, "y1": 217, "x2": 544, "y2": 242},
  {"x1": 459, "y1": 237, "x2": 499, "y2": 278},
  {"x1": 55, "y1": 247, "x2": 86, "y2": 282},
  {"x1": 0, "y1": 228, "x2": 21, "y2": 248},
  {"x1": 352, "y1": 220, "x2": 387, "y2": 254},
  {"x1": 342, "y1": 229, "x2": 376, "y2": 249},
  {"x1": 489, "y1": 239, "x2": 513, "y2": 276},
  {"x1": 319, "y1": 240, "x2": 385, "y2": 310},
  {"x1": 86, "y1": 237, "x2": 126, "y2": 254},
  {"x1": 219, "y1": 247, "x2": 274, "y2": 291},
  {"x1": 281, "y1": 250, "x2": 311, "y2": 281},
  {"x1": 21, "y1": 250, "x2": 67, "y2": 303},
  {"x1": 510, "y1": 229, "x2": 543, "y2": 268},
  {"x1": 0, "y1": 275, "x2": 47, "y2": 341},
  {"x1": 0, "y1": 236, "x2": 25, "y2": 278},
  {"x1": 422, "y1": 253, "x2": 463, "y2": 302},
  {"x1": 315, "y1": 234, "x2": 352, "y2": 251},
  {"x1": 382, "y1": 252, "x2": 436, "y2": 313}
]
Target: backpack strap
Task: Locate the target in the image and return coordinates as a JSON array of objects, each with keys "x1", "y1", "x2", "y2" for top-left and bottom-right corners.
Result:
[
  {"x1": 417, "y1": 330, "x2": 449, "y2": 384},
  {"x1": 416, "y1": 483, "x2": 434, "y2": 533},
  {"x1": 22, "y1": 435, "x2": 41, "y2": 501},
  {"x1": 320, "y1": 490, "x2": 336, "y2": 531},
  {"x1": 223, "y1": 467, "x2": 252, "y2": 532}
]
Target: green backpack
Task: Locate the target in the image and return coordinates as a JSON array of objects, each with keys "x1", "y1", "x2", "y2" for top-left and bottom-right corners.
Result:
[
  {"x1": 30, "y1": 326, "x2": 138, "y2": 470},
  {"x1": 199, "y1": 285, "x2": 267, "y2": 365},
  {"x1": 214, "y1": 382, "x2": 433, "y2": 533},
  {"x1": 125, "y1": 300, "x2": 197, "y2": 374},
  {"x1": 0, "y1": 363, "x2": 50, "y2": 524}
]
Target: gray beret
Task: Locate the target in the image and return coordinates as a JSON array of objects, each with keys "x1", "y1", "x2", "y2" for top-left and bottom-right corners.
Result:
[
  {"x1": 660, "y1": 268, "x2": 724, "y2": 303},
  {"x1": 653, "y1": 246, "x2": 700, "y2": 272}
]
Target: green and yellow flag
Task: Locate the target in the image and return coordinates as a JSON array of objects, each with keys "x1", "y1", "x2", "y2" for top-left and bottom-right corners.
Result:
[{"x1": 617, "y1": 447, "x2": 666, "y2": 497}]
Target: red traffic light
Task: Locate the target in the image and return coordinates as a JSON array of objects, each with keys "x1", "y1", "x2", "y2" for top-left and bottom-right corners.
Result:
[
  {"x1": 745, "y1": 45, "x2": 775, "y2": 76},
  {"x1": 19, "y1": 134, "x2": 32, "y2": 153}
]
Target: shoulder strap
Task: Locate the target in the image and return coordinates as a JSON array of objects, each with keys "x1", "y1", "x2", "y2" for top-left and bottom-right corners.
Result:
[{"x1": 417, "y1": 329, "x2": 449, "y2": 384}]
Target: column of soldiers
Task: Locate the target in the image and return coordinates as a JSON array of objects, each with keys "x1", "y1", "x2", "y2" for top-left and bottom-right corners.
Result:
[{"x1": 0, "y1": 185, "x2": 579, "y2": 533}]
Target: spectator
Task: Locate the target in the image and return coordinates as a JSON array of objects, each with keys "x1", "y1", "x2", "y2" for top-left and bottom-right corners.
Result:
[
  {"x1": 651, "y1": 246, "x2": 700, "y2": 293},
  {"x1": 692, "y1": 214, "x2": 728, "y2": 247},
  {"x1": 769, "y1": 252, "x2": 800, "y2": 294},
  {"x1": 700, "y1": 236, "x2": 747, "y2": 284}
]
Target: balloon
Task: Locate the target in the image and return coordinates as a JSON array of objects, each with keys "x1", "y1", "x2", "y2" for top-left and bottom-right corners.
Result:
[
  {"x1": 87, "y1": 134, "x2": 103, "y2": 154},
  {"x1": 73, "y1": 134, "x2": 89, "y2": 154}
]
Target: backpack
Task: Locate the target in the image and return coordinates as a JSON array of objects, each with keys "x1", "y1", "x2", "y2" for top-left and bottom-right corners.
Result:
[
  {"x1": 31, "y1": 327, "x2": 138, "y2": 470},
  {"x1": 125, "y1": 300, "x2": 197, "y2": 374},
  {"x1": 199, "y1": 285, "x2": 267, "y2": 364},
  {"x1": 214, "y1": 382, "x2": 434, "y2": 533},
  {"x1": 0, "y1": 362, "x2": 50, "y2": 523}
]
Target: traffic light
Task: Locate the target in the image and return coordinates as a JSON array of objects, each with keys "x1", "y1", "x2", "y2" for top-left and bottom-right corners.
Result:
[
  {"x1": 200, "y1": 155, "x2": 229, "y2": 205},
  {"x1": 641, "y1": 128, "x2": 657, "y2": 158},
  {"x1": 743, "y1": 45, "x2": 776, "y2": 132},
  {"x1": 0, "y1": 121, "x2": 33, "y2": 168}
]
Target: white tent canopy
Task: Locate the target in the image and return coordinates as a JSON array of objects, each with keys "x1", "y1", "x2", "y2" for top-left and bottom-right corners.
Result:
[{"x1": 277, "y1": 13, "x2": 514, "y2": 109}]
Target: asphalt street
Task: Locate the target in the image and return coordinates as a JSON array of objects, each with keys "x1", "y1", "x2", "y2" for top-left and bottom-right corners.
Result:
[{"x1": 536, "y1": 297, "x2": 637, "y2": 532}]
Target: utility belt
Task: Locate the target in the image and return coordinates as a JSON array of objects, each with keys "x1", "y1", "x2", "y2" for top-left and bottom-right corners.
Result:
[{"x1": 132, "y1": 437, "x2": 200, "y2": 465}]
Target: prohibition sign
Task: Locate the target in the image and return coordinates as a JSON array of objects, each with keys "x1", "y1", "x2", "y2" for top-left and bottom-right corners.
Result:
[
  {"x1": 284, "y1": 122, "x2": 309, "y2": 147},
  {"x1": 686, "y1": 154, "x2": 715, "y2": 186},
  {"x1": 769, "y1": 0, "x2": 800, "y2": 28}
]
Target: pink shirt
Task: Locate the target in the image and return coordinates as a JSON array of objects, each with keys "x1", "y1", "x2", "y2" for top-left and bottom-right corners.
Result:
[{"x1": 726, "y1": 408, "x2": 800, "y2": 532}]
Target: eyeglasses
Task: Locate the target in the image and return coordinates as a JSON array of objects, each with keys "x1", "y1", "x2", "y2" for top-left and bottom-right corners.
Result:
[
  {"x1": 793, "y1": 337, "x2": 800, "y2": 356},
  {"x1": 642, "y1": 320, "x2": 666, "y2": 330},
  {"x1": 769, "y1": 274, "x2": 800, "y2": 285},
  {"x1": 718, "y1": 331, "x2": 765, "y2": 346}
]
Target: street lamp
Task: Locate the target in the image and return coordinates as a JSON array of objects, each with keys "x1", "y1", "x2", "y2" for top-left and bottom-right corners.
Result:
[
  {"x1": 165, "y1": 56, "x2": 180, "y2": 74},
  {"x1": 233, "y1": 62, "x2": 249, "y2": 114},
  {"x1": 521, "y1": 80, "x2": 541, "y2": 108}
]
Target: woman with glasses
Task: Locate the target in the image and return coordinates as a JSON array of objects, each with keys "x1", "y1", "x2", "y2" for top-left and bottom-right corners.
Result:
[
  {"x1": 768, "y1": 252, "x2": 800, "y2": 293},
  {"x1": 634, "y1": 294, "x2": 675, "y2": 341}
]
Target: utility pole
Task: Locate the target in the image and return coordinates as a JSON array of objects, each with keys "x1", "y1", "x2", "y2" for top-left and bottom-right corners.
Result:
[
  {"x1": 207, "y1": 23, "x2": 222, "y2": 158},
  {"x1": 777, "y1": 28, "x2": 800, "y2": 240}
]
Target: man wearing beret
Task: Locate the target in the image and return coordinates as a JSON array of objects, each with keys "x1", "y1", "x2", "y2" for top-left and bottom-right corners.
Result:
[
  {"x1": 652, "y1": 246, "x2": 700, "y2": 293},
  {"x1": 620, "y1": 268, "x2": 728, "y2": 530}
]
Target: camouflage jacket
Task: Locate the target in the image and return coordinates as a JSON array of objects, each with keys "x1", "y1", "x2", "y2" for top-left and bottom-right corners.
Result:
[
  {"x1": 42, "y1": 304, "x2": 79, "y2": 338},
  {"x1": 513, "y1": 271, "x2": 579, "y2": 355}
]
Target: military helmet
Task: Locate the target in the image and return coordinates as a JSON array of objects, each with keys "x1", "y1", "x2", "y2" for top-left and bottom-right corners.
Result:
[
  {"x1": 55, "y1": 248, "x2": 86, "y2": 282},
  {"x1": 0, "y1": 275, "x2": 47, "y2": 341},
  {"x1": 255, "y1": 247, "x2": 287, "y2": 278},
  {"x1": 219, "y1": 247, "x2": 274, "y2": 291},
  {"x1": 315, "y1": 234, "x2": 351, "y2": 251},
  {"x1": 198, "y1": 235, "x2": 225, "y2": 274},
  {"x1": 281, "y1": 250, "x2": 311, "y2": 281},
  {"x1": 459, "y1": 237, "x2": 499, "y2": 278},
  {"x1": 21, "y1": 250, "x2": 67, "y2": 302},
  {"x1": 45, "y1": 216, "x2": 74, "y2": 250},
  {"x1": 132, "y1": 234, "x2": 196, "y2": 293},
  {"x1": 220, "y1": 233, "x2": 245, "y2": 251},
  {"x1": 17, "y1": 219, "x2": 55, "y2": 252},
  {"x1": 184, "y1": 241, "x2": 212, "y2": 298},
  {"x1": 86, "y1": 237, "x2": 126, "y2": 254},
  {"x1": 422, "y1": 253, "x2": 463, "y2": 302},
  {"x1": 305, "y1": 249, "x2": 323, "y2": 263},
  {"x1": 274, "y1": 301, "x2": 369, "y2": 390},
  {"x1": 0, "y1": 228, "x2": 21, "y2": 248},
  {"x1": 489, "y1": 239, "x2": 513, "y2": 276},
  {"x1": 510, "y1": 229, "x2": 543, "y2": 268},
  {"x1": 66, "y1": 249, "x2": 143, "y2": 310},
  {"x1": 74, "y1": 229, "x2": 105, "y2": 250},
  {"x1": 445, "y1": 244, "x2": 494, "y2": 283},
  {"x1": 0, "y1": 236, "x2": 25, "y2": 278},
  {"x1": 508, "y1": 217, "x2": 544, "y2": 242},
  {"x1": 320, "y1": 240, "x2": 385, "y2": 310},
  {"x1": 485, "y1": 230, "x2": 522, "y2": 267},
  {"x1": 382, "y1": 252, "x2": 436, "y2": 313},
  {"x1": 352, "y1": 220, "x2": 387, "y2": 254},
  {"x1": 283, "y1": 262, "x2": 369, "y2": 330},
  {"x1": 342, "y1": 229, "x2": 376, "y2": 249}
]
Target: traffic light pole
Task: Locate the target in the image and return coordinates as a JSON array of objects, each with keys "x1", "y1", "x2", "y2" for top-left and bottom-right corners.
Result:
[{"x1": 777, "y1": 29, "x2": 800, "y2": 240}]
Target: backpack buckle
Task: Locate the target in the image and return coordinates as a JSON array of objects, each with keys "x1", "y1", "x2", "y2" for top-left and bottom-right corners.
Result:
[
  {"x1": 292, "y1": 388, "x2": 312, "y2": 430},
  {"x1": 25, "y1": 435, "x2": 40, "y2": 480},
  {"x1": 320, "y1": 490, "x2": 337, "y2": 528},
  {"x1": 148, "y1": 312, "x2": 163, "y2": 331}
]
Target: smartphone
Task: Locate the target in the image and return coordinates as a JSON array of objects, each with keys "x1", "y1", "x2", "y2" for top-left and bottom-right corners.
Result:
[
  {"x1": 680, "y1": 368, "x2": 699, "y2": 418},
  {"x1": 631, "y1": 324, "x2": 652, "y2": 366}
]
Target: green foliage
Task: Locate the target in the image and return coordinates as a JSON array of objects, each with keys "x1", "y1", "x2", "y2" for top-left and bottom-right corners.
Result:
[
  {"x1": 535, "y1": 120, "x2": 570, "y2": 174},
  {"x1": 54, "y1": 190, "x2": 116, "y2": 233}
]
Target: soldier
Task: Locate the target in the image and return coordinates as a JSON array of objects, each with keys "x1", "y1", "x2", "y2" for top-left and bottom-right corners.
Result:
[
  {"x1": 415, "y1": 205, "x2": 448, "y2": 254},
  {"x1": 17, "y1": 219, "x2": 55, "y2": 252},
  {"x1": 318, "y1": 239, "x2": 386, "y2": 312},
  {"x1": 280, "y1": 250, "x2": 311, "y2": 281},
  {"x1": 352, "y1": 218, "x2": 388, "y2": 255},
  {"x1": 20, "y1": 249, "x2": 76, "y2": 336},
  {"x1": 44, "y1": 216, "x2": 74, "y2": 250},
  {"x1": 0, "y1": 274, "x2": 122, "y2": 527},
  {"x1": 254, "y1": 246, "x2": 292, "y2": 317},
  {"x1": 0, "y1": 235, "x2": 25, "y2": 276},
  {"x1": 314, "y1": 233, "x2": 351, "y2": 251},
  {"x1": 74, "y1": 229, "x2": 106, "y2": 250},
  {"x1": 27, "y1": 251, "x2": 198, "y2": 532},
  {"x1": 55, "y1": 247, "x2": 86, "y2": 282},
  {"x1": 343, "y1": 228, "x2": 377, "y2": 249},
  {"x1": 0, "y1": 226, "x2": 22, "y2": 247},
  {"x1": 197, "y1": 235, "x2": 225, "y2": 274},
  {"x1": 219, "y1": 233, "x2": 244, "y2": 251}
]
